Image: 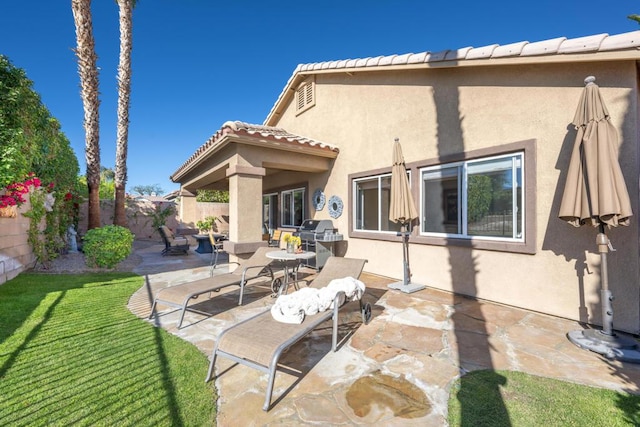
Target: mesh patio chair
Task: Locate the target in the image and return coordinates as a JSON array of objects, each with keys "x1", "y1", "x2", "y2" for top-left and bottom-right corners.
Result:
[
  {"x1": 205, "y1": 256, "x2": 371, "y2": 411},
  {"x1": 149, "y1": 246, "x2": 276, "y2": 328}
]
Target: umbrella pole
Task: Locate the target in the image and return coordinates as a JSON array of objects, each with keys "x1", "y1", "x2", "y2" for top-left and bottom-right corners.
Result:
[
  {"x1": 402, "y1": 223, "x2": 410, "y2": 286},
  {"x1": 388, "y1": 221, "x2": 426, "y2": 294},
  {"x1": 567, "y1": 224, "x2": 640, "y2": 362},
  {"x1": 596, "y1": 225, "x2": 614, "y2": 336}
]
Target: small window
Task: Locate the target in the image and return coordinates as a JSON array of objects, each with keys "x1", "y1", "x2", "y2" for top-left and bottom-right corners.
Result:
[
  {"x1": 353, "y1": 172, "x2": 410, "y2": 233},
  {"x1": 420, "y1": 152, "x2": 524, "y2": 242},
  {"x1": 295, "y1": 79, "x2": 315, "y2": 115}
]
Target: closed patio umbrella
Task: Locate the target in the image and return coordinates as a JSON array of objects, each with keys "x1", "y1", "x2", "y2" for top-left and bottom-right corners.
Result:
[
  {"x1": 560, "y1": 76, "x2": 639, "y2": 361},
  {"x1": 388, "y1": 138, "x2": 425, "y2": 293}
]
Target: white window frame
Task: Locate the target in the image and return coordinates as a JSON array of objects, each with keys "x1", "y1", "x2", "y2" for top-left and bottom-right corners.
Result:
[
  {"x1": 419, "y1": 152, "x2": 524, "y2": 242},
  {"x1": 353, "y1": 171, "x2": 411, "y2": 233},
  {"x1": 281, "y1": 187, "x2": 305, "y2": 227}
]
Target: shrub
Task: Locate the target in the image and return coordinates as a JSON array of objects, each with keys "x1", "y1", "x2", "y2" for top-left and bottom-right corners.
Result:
[
  {"x1": 196, "y1": 216, "x2": 218, "y2": 233},
  {"x1": 83, "y1": 225, "x2": 134, "y2": 268}
]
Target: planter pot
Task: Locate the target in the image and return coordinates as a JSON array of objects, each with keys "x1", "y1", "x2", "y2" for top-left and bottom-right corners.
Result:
[{"x1": 0, "y1": 205, "x2": 17, "y2": 218}]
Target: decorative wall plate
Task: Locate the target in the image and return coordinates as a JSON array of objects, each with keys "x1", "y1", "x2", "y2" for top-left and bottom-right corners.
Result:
[
  {"x1": 312, "y1": 189, "x2": 325, "y2": 211},
  {"x1": 328, "y1": 195, "x2": 343, "y2": 219}
]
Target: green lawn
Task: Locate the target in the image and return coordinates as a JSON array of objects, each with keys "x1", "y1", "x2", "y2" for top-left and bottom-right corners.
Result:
[
  {"x1": 3, "y1": 272, "x2": 640, "y2": 426},
  {"x1": 448, "y1": 369, "x2": 640, "y2": 426},
  {"x1": 0, "y1": 273, "x2": 216, "y2": 427}
]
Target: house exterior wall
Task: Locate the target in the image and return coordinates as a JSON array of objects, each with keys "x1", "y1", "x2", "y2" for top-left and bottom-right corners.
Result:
[{"x1": 272, "y1": 61, "x2": 640, "y2": 332}]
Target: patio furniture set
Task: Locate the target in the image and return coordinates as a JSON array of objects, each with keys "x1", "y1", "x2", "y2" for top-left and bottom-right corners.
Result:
[{"x1": 148, "y1": 236, "x2": 372, "y2": 411}]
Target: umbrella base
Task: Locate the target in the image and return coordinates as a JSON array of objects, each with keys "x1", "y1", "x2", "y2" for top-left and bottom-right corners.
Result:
[
  {"x1": 388, "y1": 281, "x2": 426, "y2": 294},
  {"x1": 567, "y1": 329, "x2": 640, "y2": 363}
]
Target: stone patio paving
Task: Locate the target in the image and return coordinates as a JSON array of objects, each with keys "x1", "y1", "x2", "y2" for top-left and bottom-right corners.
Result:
[{"x1": 126, "y1": 243, "x2": 640, "y2": 426}]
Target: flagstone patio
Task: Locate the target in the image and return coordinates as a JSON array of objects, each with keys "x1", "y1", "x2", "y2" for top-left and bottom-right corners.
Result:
[{"x1": 126, "y1": 242, "x2": 640, "y2": 426}]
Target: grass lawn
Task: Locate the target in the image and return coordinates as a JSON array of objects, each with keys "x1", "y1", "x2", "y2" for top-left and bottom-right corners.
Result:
[
  {"x1": 0, "y1": 273, "x2": 216, "y2": 427},
  {"x1": 448, "y1": 369, "x2": 640, "y2": 426}
]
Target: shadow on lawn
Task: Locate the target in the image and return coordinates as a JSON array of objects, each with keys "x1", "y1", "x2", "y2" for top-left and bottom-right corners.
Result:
[
  {"x1": 0, "y1": 273, "x2": 137, "y2": 344},
  {"x1": 0, "y1": 272, "x2": 205, "y2": 426}
]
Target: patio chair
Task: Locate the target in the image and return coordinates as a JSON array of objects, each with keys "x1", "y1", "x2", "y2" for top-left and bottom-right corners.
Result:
[
  {"x1": 208, "y1": 231, "x2": 227, "y2": 274},
  {"x1": 267, "y1": 229, "x2": 282, "y2": 247},
  {"x1": 149, "y1": 246, "x2": 276, "y2": 329},
  {"x1": 205, "y1": 256, "x2": 372, "y2": 411},
  {"x1": 159, "y1": 225, "x2": 190, "y2": 256}
]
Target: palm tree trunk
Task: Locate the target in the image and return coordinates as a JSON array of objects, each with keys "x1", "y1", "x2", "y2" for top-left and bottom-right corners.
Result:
[
  {"x1": 71, "y1": 0, "x2": 101, "y2": 230},
  {"x1": 114, "y1": 0, "x2": 134, "y2": 227}
]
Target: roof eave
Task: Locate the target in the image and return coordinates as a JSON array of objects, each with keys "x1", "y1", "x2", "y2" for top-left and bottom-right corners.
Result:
[{"x1": 171, "y1": 132, "x2": 338, "y2": 183}]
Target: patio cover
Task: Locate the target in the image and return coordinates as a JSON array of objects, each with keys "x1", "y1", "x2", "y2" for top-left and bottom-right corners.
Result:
[{"x1": 171, "y1": 121, "x2": 339, "y2": 192}]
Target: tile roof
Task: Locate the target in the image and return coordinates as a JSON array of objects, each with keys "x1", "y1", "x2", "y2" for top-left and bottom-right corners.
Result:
[
  {"x1": 265, "y1": 30, "x2": 640, "y2": 124},
  {"x1": 171, "y1": 121, "x2": 338, "y2": 181},
  {"x1": 295, "y1": 31, "x2": 640, "y2": 72}
]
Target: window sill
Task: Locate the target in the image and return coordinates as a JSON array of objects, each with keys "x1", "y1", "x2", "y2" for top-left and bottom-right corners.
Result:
[{"x1": 349, "y1": 230, "x2": 536, "y2": 254}]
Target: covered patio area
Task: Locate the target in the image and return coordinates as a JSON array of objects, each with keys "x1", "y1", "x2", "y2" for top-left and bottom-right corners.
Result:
[{"x1": 171, "y1": 121, "x2": 339, "y2": 259}]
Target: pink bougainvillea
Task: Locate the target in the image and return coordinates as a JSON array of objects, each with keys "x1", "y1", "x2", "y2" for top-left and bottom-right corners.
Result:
[{"x1": 0, "y1": 173, "x2": 44, "y2": 209}]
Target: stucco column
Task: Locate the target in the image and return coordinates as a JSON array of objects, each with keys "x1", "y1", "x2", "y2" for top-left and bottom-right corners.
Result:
[{"x1": 225, "y1": 164, "x2": 266, "y2": 256}]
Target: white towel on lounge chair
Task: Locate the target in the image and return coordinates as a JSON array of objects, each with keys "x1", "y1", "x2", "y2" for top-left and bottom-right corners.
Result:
[{"x1": 271, "y1": 276, "x2": 365, "y2": 324}]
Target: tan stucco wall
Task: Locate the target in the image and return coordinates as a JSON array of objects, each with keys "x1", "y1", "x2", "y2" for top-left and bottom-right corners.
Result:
[
  {"x1": 273, "y1": 61, "x2": 640, "y2": 332},
  {"x1": 77, "y1": 200, "x2": 182, "y2": 240},
  {"x1": 178, "y1": 196, "x2": 229, "y2": 234}
]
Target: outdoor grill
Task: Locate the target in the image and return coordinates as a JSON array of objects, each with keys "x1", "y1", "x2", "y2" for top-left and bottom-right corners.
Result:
[
  {"x1": 297, "y1": 219, "x2": 335, "y2": 242},
  {"x1": 295, "y1": 219, "x2": 342, "y2": 270}
]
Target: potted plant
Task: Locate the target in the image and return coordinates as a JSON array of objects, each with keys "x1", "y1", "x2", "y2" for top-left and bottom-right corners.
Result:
[
  {"x1": 196, "y1": 216, "x2": 218, "y2": 233},
  {"x1": 283, "y1": 234, "x2": 302, "y2": 253}
]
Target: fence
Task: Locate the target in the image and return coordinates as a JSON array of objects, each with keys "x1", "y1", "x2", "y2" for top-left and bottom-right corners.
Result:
[{"x1": 0, "y1": 198, "x2": 229, "y2": 286}]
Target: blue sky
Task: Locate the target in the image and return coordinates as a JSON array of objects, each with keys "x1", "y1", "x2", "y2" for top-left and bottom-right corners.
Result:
[{"x1": 1, "y1": 1, "x2": 637, "y2": 194}]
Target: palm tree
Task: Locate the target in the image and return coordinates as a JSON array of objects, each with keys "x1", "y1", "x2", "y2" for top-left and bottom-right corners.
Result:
[
  {"x1": 114, "y1": 0, "x2": 136, "y2": 226},
  {"x1": 71, "y1": 0, "x2": 101, "y2": 229}
]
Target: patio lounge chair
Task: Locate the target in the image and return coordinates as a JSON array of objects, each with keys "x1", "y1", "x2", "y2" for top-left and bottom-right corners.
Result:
[
  {"x1": 205, "y1": 256, "x2": 372, "y2": 411},
  {"x1": 159, "y1": 225, "x2": 190, "y2": 256},
  {"x1": 149, "y1": 246, "x2": 276, "y2": 329}
]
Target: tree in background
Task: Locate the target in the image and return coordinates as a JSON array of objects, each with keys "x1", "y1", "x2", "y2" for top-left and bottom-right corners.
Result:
[
  {"x1": 71, "y1": 0, "x2": 102, "y2": 230},
  {"x1": 114, "y1": 0, "x2": 137, "y2": 227},
  {"x1": 100, "y1": 166, "x2": 115, "y2": 182},
  {"x1": 77, "y1": 175, "x2": 115, "y2": 200},
  {"x1": 131, "y1": 184, "x2": 164, "y2": 196},
  {"x1": 196, "y1": 189, "x2": 229, "y2": 203}
]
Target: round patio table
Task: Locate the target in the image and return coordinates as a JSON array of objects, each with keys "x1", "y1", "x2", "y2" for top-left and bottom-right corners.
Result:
[{"x1": 266, "y1": 250, "x2": 315, "y2": 296}]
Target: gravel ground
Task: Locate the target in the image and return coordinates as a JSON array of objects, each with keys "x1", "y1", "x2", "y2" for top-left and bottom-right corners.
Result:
[{"x1": 33, "y1": 239, "x2": 158, "y2": 274}]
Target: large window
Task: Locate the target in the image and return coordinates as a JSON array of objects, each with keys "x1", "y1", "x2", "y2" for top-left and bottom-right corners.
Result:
[
  {"x1": 421, "y1": 152, "x2": 524, "y2": 241},
  {"x1": 353, "y1": 173, "x2": 408, "y2": 233},
  {"x1": 281, "y1": 188, "x2": 305, "y2": 227}
]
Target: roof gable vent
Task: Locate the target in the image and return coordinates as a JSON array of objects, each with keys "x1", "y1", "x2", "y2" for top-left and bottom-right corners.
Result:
[{"x1": 296, "y1": 78, "x2": 315, "y2": 115}]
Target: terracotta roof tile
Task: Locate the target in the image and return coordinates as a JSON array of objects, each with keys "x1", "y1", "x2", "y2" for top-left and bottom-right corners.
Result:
[{"x1": 171, "y1": 121, "x2": 337, "y2": 180}]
